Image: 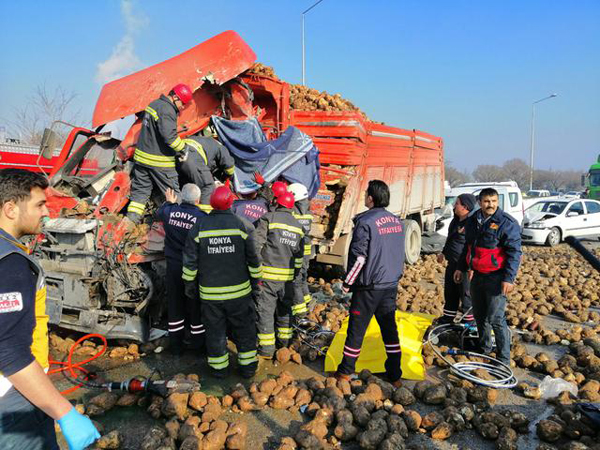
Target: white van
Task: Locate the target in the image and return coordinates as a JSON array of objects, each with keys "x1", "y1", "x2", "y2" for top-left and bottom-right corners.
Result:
[{"x1": 437, "y1": 182, "x2": 524, "y2": 237}]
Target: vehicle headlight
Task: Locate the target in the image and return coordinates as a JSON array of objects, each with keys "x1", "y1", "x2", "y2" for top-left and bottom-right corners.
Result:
[{"x1": 527, "y1": 221, "x2": 547, "y2": 229}]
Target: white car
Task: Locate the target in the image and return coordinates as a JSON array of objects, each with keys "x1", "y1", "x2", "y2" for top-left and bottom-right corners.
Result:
[{"x1": 521, "y1": 199, "x2": 600, "y2": 246}]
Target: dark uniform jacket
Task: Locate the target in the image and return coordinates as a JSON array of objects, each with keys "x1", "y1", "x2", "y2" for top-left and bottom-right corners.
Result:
[
  {"x1": 184, "y1": 136, "x2": 235, "y2": 178},
  {"x1": 254, "y1": 207, "x2": 304, "y2": 282},
  {"x1": 182, "y1": 210, "x2": 261, "y2": 301},
  {"x1": 0, "y1": 229, "x2": 49, "y2": 411},
  {"x1": 344, "y1": 207, "x2": 406, "y2": 290},
  {"x1": 157, "y1": 202, "x2": 207, "y2": 262},
  {"x1": 457, "y1": 208, "x2": 522, "y2": 283},
  {"x1": 292, "y1": 199, "x2": 313, "y2": 258},
  {"x1": 442, "y1": 216, "x2": 469, "y2": 265},
  {"x1": 232, "y1": 198, "x2": 269, "y2": 224},
  {"x1": 134, "y1": 94, "x2": 185, "y2": 169}
]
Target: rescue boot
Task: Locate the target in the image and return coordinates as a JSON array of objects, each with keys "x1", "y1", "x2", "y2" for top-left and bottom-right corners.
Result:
[
  {"x1": 209, "y1": 367, "x2": 229, "y2": 379},
  {"x1": 435, "y1": 315, "x2": 455, "y2": 326},
  {"x1": 239, "y1": 365, "x2": 257, "y2": 379}
]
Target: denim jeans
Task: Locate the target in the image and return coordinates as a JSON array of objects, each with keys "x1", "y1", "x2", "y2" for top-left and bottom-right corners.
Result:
[
  {"x1": 470, "y1": 271, "x2": 511, "y2": 364},
  {"x1": 0, "y1": 396, "x2": 59, "y2": 450}
]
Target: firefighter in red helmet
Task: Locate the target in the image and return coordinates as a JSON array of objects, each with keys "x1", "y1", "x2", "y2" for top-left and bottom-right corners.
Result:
[
  {"x1": 126, "y1": 83, "x2": 194, "y2": 223},
  {"x1": 182, "y1": 185, "x2": 261, "y2": 378},
  {"x1": 254, "y1": 189, "x2": 305, "y2": 359}
]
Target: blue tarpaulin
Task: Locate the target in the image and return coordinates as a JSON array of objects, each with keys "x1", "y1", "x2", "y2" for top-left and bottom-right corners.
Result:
[{"x1": 211, "y1": 116, "x2": 320, "y2": 198}]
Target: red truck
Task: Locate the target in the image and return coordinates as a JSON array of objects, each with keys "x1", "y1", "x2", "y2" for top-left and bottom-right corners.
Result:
[{"x1": 33, "y1": 31, "x2": 444, "y2": 340}]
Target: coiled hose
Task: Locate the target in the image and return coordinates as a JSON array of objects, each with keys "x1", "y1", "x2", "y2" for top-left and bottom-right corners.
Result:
[{"x1": 425, "y1": 323, "x2": 518, "y2": 389}]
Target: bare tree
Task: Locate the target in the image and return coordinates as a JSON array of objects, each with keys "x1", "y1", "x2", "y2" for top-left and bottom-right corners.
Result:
[
  {"x1": 6, "y1": 84, "x2": 81, "y2": 145},
  {"x1": 472, "y1": 164, "x2": 506, "y2": 182},
  {"x1": 445, "y1": 162, "x2": 471, "y2": 187},
  {"x1": 502, "y1": 158, "x2": 530, "y2": 190}
]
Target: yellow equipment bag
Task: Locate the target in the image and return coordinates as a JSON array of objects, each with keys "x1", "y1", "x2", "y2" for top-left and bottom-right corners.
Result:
[{"x1": 324, "y1": 310, "x2": 434, "y2": 380}]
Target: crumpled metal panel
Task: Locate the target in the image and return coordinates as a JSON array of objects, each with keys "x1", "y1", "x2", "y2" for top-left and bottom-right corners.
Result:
[{"x1": 92, "y1": 30, "x2": 256, "y2": 128}]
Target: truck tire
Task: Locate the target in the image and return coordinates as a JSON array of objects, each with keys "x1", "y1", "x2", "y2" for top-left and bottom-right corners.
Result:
[{"x1": 404, "y1": 219, "x2": 422, "y2": 264}]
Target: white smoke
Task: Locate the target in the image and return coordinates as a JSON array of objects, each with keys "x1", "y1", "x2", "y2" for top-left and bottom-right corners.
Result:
[{"x1": 95, "y1": 0, "x2": 148, "y2": 84}]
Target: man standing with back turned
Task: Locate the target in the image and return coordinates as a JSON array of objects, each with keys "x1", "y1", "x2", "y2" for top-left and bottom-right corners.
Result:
[
  {"x1": 0, "y1": 169, "x2": 99, "y2": 450},
  {"x1": 455, "y1": 188, "x2": 522, "y2": 366},
  {"x1": 335, "y1": 180, "x2": 406, "y2": 386}
]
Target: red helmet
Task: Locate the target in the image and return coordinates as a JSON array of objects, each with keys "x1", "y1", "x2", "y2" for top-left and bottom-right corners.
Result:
[
  {"x1": 172, "y1": 83, "x2": 193, "y2": 105},
  {"x1": 271, "y1": 181, "x2": 288, "y2": 198},
  {"x1": 210, "y1": 186, "x2": 235, "y2": 210},
  {"x1": 277, "y1": 192, "x2": 295, "y2": 209}
]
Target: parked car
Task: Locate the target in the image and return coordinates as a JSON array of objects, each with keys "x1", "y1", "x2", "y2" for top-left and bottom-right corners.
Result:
[
  {"x1": 564, "y1": 191, "x2": 582, "y2": 198},
  {"x1": 521, "y1": 199, "x2": 600, "y2": 246},
  {"x1": 526, "y1": 189, "x2": 552, "y2": 198}
]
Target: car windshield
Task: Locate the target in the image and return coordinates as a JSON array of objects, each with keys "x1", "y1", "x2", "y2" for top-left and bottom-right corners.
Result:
[
  {"x1": 590, "y1": 171, "x2": 600, "y2": 186},
  {"x1": 527, "y1": 201, "x2": 568, "y2": 215}
]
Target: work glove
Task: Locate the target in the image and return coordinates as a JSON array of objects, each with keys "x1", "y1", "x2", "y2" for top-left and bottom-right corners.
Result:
[
  {"x1": 176, "y1": 146, "x2": 189, "y2": 163},
  {"x1": 57, "y1": 406, "x2": 100, "y2": 450},
  {"x1": 184, "y1": 281, "x2": 196, "y2": 300}
]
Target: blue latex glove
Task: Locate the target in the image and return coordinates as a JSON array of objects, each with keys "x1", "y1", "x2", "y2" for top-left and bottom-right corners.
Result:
[{"x1": 57, "y1": 407, "x2": 100, "y2": 450}]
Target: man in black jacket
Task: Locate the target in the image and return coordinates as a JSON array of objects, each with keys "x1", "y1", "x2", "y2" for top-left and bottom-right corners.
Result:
[
  {"x1": 181, "y1": 186, "x2": 261, "y2": 378},
  {"x1": 437, "y1": 193, "x2": 476, "y2": 324},
  {"x1": 335, "y1": 180, "x2": 406, "y2": 385},
  {"x1": 126, "y1": 83, "x2": 193, "y2": 223}
]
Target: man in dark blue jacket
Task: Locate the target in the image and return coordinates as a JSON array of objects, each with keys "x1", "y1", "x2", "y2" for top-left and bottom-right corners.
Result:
[
  {"x1": 335, "y1": 180, "x2": 406, "y2": 385},
  {"x1": 455, "y1": 188, "x2": 522, "y2": 365},
  {"x1": 157, "y1": 184, "x2": 207, "y2": 354},
  {"x1": 437, "y1": 193, "x2": 476, "y2": 324}
]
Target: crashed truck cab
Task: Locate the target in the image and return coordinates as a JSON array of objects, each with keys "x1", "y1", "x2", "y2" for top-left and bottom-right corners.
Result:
[{"x1": 34, "y1": 31, "x2": 257, "y2": 342}]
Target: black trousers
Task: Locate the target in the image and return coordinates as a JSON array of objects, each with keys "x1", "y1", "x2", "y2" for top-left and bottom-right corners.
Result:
[
  {"x1": 443, "y1": 261, "x2": 473, "y2": 320},
  {"x1": 166, "y1": 259, "x2": 204, "y2": 348},
  {"x1": 256, "y1": 280, "x2": 294, "y2": 356},
  {"x1": 202, "y1": 296, "x2": 258, "y2": 374},
  {"x1": 337, "y1": 288, "x2": 402, "y2": 382},
  {"x1": 127, "y1": 164, "x2": 180, "y2": 221},
  {"x1": 176, "y1": 151, "x2": 215, "y2": 204}
]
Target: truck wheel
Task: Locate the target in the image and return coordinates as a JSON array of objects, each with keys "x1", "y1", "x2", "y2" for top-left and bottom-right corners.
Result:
[
  {"x1": 404, "y1": 219, "x2": 422, "y2": 264},
  {"x1": 546, "y1": 227, "x2": 561, "y2": 247}
]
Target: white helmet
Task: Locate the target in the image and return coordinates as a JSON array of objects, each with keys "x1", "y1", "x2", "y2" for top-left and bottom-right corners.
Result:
[{"x1": 288, "y1": 183, "x2": 308, "y2": 201}]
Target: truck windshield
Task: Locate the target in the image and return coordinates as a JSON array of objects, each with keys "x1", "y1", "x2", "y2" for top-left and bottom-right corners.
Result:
[
  {"x1": 62, "y1": 138, "x2": 118, "y2": 179},
  {"x1": 590, "y1": 171, "x2": 600, "y2": 186}
]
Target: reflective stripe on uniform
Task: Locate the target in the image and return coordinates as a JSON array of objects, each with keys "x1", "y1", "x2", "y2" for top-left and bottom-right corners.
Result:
[
  {"x1": 208, "y1": 353, "x2": 229, "y2": 370},
  {"x1": 145, "y1": 106, "x2": 159, "y2": 121},
  {"x1": 277, "y1": 327, "x2": 293, "y2": 340},
  {"x1": 248, "y1": 265, "x2": 263, "y2": 279},
  {"x1": 197, "y1": 204, "x2": 213, "y2": 213},
  {"x1": 169, "y1": 136, "x2": 185, "y2": 152},
  {"x1": 238, "y1": 350, "x2": 258, "y2": 366},
  {"x1": 262, "y1": 266, "x2": 294, "y2": 282},
  {"x1": 258, "y1": 333, "x2": 276, "y2": 346},
  {"x1": 134, "y1": 148, "x2": 176, "y2": 168},
  {"x1": 292, "y1": 213, "x2": 314, "y2": 221},
  {"x1": 127, "y1": 201, "x2": 145, "y2": 215},
  {"x1": 182, "y1": 266, "x2": 197, "y2": 281},
  {"x1": 304, "y1": 244, "x2": 312, "y2": 256},
  {"x1": 303, "y1": 294, "x2": 312, "y2": 304},
  {"x1": 225, "y1": 166, "x2": 235, "y2": 175},
  {"x1": 291, "y1": 303, "x2": 308, "y2": 315},
  {"x1": 194, "y1": 229, "x2": 248, "y2": 242},
  {"x1": 294, "y1": 258, "x2": 303, "y2": 269},
  {"x1": 199, "y1": 280, "x2": 252, "y2": 301},
  {"x1": 183, "y1": 139, "x2": 208, "y2": 165},
  {"x1": 268, "y1": 223, "x2": 304, "y2": 236}
]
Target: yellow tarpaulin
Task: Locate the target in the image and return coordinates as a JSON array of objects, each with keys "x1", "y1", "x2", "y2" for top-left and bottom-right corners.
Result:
[{"x1": 324, "y1": 310, "x2": 434, "y2": 380}]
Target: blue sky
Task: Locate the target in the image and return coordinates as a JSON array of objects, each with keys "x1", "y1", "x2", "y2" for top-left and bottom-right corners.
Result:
[{"x1": 1, "y1": 0, "x2": 598, "y2": 172}]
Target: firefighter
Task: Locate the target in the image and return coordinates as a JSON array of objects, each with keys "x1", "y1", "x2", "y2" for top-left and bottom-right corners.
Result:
[
  {"x1": 334, "y1": 180, "x2": 406, "y2": 386},
  {"x1": 178, "y1": 134, "x2": 235, "y2": 212},
  {"x1": 232, "y1": 190, "x2": 269, "y2": 225},
  {"x1": 455, "y1": 188, "x2": 522, "y2": 366},
  {"x1": 254, "y1": 190, "x2": 305, "y2": 358},
  {"x1": 287, "y1": 183, "x2": 313, "y2": 319},
  {"x1": 157, "y1": 184, "x2": 207, "y2": 354},
  {"x1": 181, "y1": 186, "x2": 261, "y2": 378},
  {"x1": 126, "y1": 83, "x2": 194, "y2": 223},
  {"x1": 436, "y1": 193, "x2": 476, "y2": 325},
  {"x1": 0, "y1": 169, "x2": 99, "y2": 450}
]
